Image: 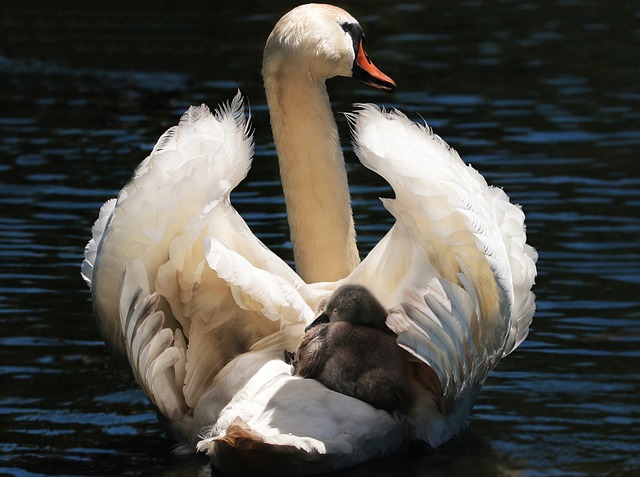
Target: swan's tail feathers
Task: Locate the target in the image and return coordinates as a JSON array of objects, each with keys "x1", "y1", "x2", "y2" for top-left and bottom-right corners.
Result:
[
  {"x1": 197, "y1": 418, "x2": 328, "y2": 476},
  {"x1": 204, "y1": 237, "x2": 316, "y2": 325},
  {"x1": 198, "y1": 415, "x2": 386, "y2": 476},
  {"x1": 81, "y1": 198, "x2": 116, "y2": 288},
  {"x1": 119, "y1": 259, "x2": 188, "y2": 422}
]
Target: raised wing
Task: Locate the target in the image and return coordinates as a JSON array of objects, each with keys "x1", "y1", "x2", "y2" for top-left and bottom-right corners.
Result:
[
  {"x1": 85, "y1": 93, "x2": 251, "y2": 357},
  {"x1": 347, "y1": 105, "x2": 537, "y2": 443},
  {"x1": 83, "y1": 93, "x2": 310, "y2": 418}
]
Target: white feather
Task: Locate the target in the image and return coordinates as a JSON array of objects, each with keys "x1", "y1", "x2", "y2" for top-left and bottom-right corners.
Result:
[
  {"x1": 118, "y1": 260, "x2": 188, "y2": 426},
  {"x1": 81, "y1": 198, "x2": 116, "y2": 287}
]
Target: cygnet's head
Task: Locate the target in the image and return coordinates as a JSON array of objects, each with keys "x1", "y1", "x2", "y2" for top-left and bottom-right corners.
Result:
[
  {"x1": 307, "y1": 284, "x2": 389, "y2": 332},
  {"x1": 263, "y1": 4, "x2": 395, "y2": 91}
]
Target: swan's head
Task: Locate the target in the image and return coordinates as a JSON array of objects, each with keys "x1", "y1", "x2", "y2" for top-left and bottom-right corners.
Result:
[{"x1": 263, "y1": 4, "x2": 395, "y2": 92}]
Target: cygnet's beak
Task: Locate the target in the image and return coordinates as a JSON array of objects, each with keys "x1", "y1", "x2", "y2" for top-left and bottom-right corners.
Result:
[
  {"x1": 352, "y1": 39, "x2": 396, "y2": 93},
  {"x1": 305, "y1": 313, "x2": 330, "y2": 332}
]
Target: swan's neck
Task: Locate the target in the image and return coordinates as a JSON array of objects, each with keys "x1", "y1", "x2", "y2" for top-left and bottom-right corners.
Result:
[{"x1": 264, "y1": 70, "x2": 359, "y2": 283}]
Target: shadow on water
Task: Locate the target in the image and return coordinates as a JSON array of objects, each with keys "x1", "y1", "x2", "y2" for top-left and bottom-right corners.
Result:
[{"x1": 1, "y1": 0, "x2": 639, "y2": 476}]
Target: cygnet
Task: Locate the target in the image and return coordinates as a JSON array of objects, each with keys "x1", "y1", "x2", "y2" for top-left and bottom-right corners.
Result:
[{"x1": 288, "y1": 285, "x2": 412, "y2": 414}]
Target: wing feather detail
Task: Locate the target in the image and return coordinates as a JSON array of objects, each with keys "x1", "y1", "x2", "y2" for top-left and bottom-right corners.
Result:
[
  {"x1": 349, "y1": 105, "x2": 537, "y2": 433},
  {"x1": 119, "y1": 259, "x2": 188, "y2": 423}
]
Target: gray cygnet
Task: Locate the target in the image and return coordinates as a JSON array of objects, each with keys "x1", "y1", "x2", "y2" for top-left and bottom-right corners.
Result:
[{"x1": 287, "y1": 285, "x2": 412, "y2": 414}]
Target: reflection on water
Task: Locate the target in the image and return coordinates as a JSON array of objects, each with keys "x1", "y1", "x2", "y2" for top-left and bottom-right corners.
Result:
[{"x1": 1, "y1": 1, "x2": 639, "y2": 476}]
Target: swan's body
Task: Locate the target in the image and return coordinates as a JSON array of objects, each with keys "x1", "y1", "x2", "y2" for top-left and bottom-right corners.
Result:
[{"x1": 81, "y1": 4, "x2": 537, "y2": 475}]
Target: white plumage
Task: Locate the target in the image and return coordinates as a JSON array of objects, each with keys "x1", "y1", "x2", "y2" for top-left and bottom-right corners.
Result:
[{"x1": 82, "y1": 4, "x2": 536, "y2": 475}]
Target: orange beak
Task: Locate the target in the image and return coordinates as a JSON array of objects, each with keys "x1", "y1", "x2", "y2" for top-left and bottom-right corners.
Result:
[{"x1": 352, "y1": 39, "x2": 396, "y2": 93}]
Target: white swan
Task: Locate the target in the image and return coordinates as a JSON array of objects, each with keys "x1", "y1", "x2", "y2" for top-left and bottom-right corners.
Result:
[{"x1": 81, "y1": 4, "x2": 537, "y2": 475}]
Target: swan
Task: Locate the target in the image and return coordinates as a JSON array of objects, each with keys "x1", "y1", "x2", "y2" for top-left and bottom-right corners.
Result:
[
  {"x1": 81, "y1": 3, "x2": 537, "y2": 475},
  {"x1": 291, "y1": 285, "x2": 412, "y2": 414}
]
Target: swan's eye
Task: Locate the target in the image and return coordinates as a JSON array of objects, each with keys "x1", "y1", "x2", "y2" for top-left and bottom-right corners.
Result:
[
  {"x1": 340, "y1": 22, "x2": 353, "y2": 34},
  {"x1": 340, "y1": 21, "x2": 363, "y2": 56}
]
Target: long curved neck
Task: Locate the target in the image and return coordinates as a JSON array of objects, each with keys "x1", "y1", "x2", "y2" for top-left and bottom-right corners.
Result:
[{"x1": 264, "y1": 68, "x2": 360, "y2": 283}]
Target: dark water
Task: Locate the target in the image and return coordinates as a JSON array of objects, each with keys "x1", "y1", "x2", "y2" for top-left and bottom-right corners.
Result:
[{"x1": 1, "y1": 1, "x2": 639, "y2": 476}]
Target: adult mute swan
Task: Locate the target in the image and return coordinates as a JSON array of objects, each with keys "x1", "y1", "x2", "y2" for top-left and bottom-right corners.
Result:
[{"x1": 81, "y1": 3, "x2": 537, "y2": 475}]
